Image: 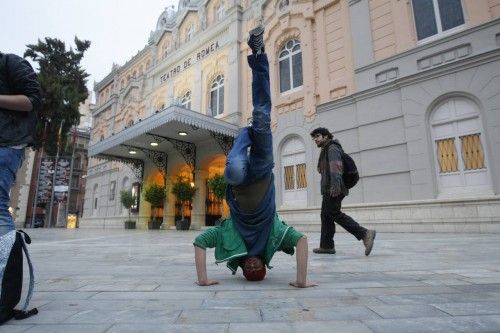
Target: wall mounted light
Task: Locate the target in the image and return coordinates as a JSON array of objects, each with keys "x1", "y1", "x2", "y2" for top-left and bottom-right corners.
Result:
[
  {"x1": 178, "y1": 131, "x2": 187, "y2": 136},
  {"x1": 129, "y1": 149, "x2": 137, "y2": 155},
  {"x1": 150, "y1": 142, "x2": 159, "y2": 147}
]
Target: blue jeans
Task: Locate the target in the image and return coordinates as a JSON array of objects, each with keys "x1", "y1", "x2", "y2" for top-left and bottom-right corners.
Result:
[
  {"x1": 224, "y1": 54, "x2": 273, "y2": 186},
  {"x1": 0, "y1": 147, "x2": 24, "y2": 236}
]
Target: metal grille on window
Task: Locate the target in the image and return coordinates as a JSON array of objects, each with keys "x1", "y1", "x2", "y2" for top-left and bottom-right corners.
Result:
[
  {"x1": 296, "y1": 163, "x2": 307, "y2": 189},
  {"x1": 284, "y1": 165, "x2": 295, "y2": 190},
  {"x1": 460, "y1": 134, "x2": 485, "y2": 170},
  {"x1": 436, "y1": 138, "x2": 458, "y2": 173}
]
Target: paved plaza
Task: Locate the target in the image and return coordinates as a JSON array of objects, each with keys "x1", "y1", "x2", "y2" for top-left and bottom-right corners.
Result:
[{"x1": 2, "y1": 228, "x2": 500, "y2": 332}]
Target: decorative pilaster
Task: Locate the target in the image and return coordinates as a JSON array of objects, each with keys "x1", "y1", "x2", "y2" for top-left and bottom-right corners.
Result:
[{"x1": 191, "y1": 169, "x2": 208, "y2": 230}]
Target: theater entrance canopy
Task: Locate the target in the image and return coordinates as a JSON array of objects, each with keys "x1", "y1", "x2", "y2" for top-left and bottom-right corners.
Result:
[{"x1": 88, "y1": 105, "x2": 239, "y2": 181}]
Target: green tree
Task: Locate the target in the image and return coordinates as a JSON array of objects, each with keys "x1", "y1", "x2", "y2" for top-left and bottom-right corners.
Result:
[
  {"x1": 24, "y1": 37, "x2": 91, "y2": 155},
  {"x1": 171, "y1": 176, "x2": 197, "y2": 220},
  {"x1": 143, "y1": 184, "x2": 167, "y2": 221},
  {"x1": 207, "y1": 174, "x2": 227, "y2": 218},
  {"x1": 120, "y1": 190, "x2": 135, "y2": 222}
]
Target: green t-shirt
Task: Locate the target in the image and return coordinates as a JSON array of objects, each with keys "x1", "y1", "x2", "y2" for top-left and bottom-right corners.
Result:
[{"x1": 194, "y1": 215, "x2": 303, "y2": 273}]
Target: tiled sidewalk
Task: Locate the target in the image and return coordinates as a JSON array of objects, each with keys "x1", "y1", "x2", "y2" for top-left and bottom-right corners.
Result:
[{"x1": 2, "y1": 229, "x2": 500, "y2": 332}]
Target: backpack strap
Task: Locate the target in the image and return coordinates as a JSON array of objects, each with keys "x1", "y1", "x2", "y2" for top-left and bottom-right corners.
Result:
[
  {"x1": 0, "y1": 231, "x2": 16, "y2": 289},
  {"x1": 13, "y1": 231, "x2": 38, "y2": 319}
]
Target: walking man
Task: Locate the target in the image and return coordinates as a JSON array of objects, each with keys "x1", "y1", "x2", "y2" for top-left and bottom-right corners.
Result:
[{"x1": 310, "y1": 127, "x2": 376, "y2": 255}]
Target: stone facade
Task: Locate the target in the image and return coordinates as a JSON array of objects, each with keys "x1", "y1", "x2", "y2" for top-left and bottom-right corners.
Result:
[{"x1": 83, "y1": 0, "x2": 500, "y2": 232}]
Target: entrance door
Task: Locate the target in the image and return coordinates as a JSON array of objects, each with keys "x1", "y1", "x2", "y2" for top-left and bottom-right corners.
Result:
[
  {"x1": 281, "y1": 137, "x2": 307, "y2": 207},
  {"x1": 431, "y1": 97, "x2": 492, "y2": 197}
]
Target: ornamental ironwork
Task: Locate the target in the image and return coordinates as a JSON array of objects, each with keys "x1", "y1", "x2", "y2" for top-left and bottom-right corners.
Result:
[
  {"x1": 96, "y1": 153, "x2": 144, "y2": 182},
  {"x1": 122, "y1": 144, "x2": 168, "y2": 179},
  {"x1": 209, "y1": 131, "x2": 234, "y2": 156},
  {"x1": 146, "y1": 133, "x2": 196, "y2": 171}
]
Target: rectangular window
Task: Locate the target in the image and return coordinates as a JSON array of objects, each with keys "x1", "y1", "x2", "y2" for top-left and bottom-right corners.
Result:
[
  {"x1": 72, "y1": 175, "x2": 79, "y2": 188},
  {"x1": 218, "y1": 87, "x2": 224, "y2": 114},
  {"x1": 460, "y1": 134, "x2": 485, "y2": 170},
  {"x1": 131, "y1": 182, "x2": 140, "y2": 213},
  {"x1": 109, "y1": 181, "x2": 116, "y2": 201},
  {"x1": 284, "y1": 165, "x2": 295, "y2": 190},
  {"x1": 279, "y1": 58, "x2": 291, "y2": 93},
  {"x1": 412, "y1": 0, "x2": 438, "y2": 40},
  {"x1": 296, "y1": 163, "x2": 307, "y2": 189},
  {"x1": 94, "y1": 197, "x2": 98, "y2": 210},
  {"x1": 412, "y1": 0, "x2": 464, "y2": 41},
  {"x1": 210, "y1": 90, "x2": 217, "y2": 116},
  {"x1": 436, "y1": 138, "x2": 458, "y2": 173},
  {"x1": 438, "y1": 0, "x2": 465, "y2": 32},
  {"x1": 292, "y1": 53, "x2": 303, "y2": 89}
]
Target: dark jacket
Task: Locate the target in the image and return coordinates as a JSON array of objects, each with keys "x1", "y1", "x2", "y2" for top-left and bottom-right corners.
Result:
[
  {"x1": 317, "y1": 138, "x2": 348, "y2": 197},
  {"x1": 226, "y1": 174, "x2": 276, "y2": 257},
  {"x1": 0, "y1": 52, "x2": 41, "y2": 147}
]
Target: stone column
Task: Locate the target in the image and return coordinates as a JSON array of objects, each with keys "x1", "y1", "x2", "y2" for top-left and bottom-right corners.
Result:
[
  {"x1": 164, "y1": 176, "x2": 174, "y2": 228},
  {"x1": 226, "y1": 21, "x2": 242, "y2": 125},
  {"x1": 191, "y1": 169, "x2": 208, "y2": 230}
]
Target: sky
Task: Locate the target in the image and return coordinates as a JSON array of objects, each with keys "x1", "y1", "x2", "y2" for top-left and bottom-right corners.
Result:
[{"x1": 0, "y1": 0, "x2": 178, "y2": 95}]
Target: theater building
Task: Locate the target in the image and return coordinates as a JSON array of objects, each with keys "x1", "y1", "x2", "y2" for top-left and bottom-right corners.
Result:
[{"x1": 83, "y1": 0, "x2": 500, "y2": 232}]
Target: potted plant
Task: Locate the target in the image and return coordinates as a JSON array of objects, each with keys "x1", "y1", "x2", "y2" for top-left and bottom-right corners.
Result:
[
  {"x1": 171, "y1": 175, "x2": 197, "y2": 230},
  {"x1": 207, "y1": 173, "x2": 227, "y2": 225},
  {"x1": 143, "y1": 183, "x2": 167, "y2": 230},
  {"x1": 120, "y1": 190, "x2": 136, "y2": 229}
]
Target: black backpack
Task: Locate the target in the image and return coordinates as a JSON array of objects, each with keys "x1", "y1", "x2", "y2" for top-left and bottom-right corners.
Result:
[
  {"x1": 0, "y1": 230, "x2": 38, "y2": 325},
  {"x1": 341, "y1": 150, "x2": 359, "y2": 189}
]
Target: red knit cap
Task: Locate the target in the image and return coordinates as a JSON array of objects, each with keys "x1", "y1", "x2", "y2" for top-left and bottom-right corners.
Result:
[{"x1": 242, "y1": 256, "x2": 266, "y2": 281}]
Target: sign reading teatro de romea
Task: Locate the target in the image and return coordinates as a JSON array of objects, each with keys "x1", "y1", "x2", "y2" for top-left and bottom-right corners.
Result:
[{"x1": 159, "y1": 40, "x2": 220, "y2": 84}]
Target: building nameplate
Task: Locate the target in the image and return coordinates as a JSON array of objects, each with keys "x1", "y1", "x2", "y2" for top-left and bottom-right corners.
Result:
[{"x1": 159, "y1": 40, "x2": 221, "y2": 84}]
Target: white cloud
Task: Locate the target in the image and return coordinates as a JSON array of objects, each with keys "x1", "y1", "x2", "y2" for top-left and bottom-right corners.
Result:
[{"x1": 0, "y1": 0, "x2": 177, "y2": 91}]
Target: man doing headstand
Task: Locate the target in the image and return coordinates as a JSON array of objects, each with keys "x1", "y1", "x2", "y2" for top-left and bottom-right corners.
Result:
[{"x1": 193, "y1": 25, "x2": 316, "y2": 288}]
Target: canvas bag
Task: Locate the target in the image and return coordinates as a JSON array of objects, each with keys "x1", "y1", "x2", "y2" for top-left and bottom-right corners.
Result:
[{"x1": 0, "y1": 230, "x2": 38, "y2": 325}]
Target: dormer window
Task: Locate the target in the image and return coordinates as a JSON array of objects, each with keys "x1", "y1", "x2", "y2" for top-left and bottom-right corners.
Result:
[
  {"x1": 278, "y1": 0, "x2": 289, "y2": 12},
  {"x1": 186, "y1": 25, "x2": 194, "y2": 42},
  {"x1": 216, "y1": 2, "x2": 225, "y2": 22}
]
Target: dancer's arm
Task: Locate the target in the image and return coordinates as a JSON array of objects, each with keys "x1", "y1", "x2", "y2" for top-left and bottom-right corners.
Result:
[
  {"x1": 194, "y1": 246, "x2": 219, "y2": 286},
  {"x1": 290, "y1": 236, "x2": 317, "y2": 288}
]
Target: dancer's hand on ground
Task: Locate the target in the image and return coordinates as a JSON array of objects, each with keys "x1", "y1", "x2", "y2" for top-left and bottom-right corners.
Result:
[
  {"x1": 289, "y1": 281, "x2": 318, "y2": 288},
  {"x1": 196, "y1": 279, "x2": 219, "y2": 286}
]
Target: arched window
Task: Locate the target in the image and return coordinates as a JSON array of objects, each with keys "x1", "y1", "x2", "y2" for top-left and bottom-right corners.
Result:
[
  {"x1": 279, "y1": 39, "x2": 303, "y2": 93},
  {"x1": 280, "y1": 136, "x2": 307, "y2": 206},
  {"x1": 181, "y1": 91, "x2": 192, "y2": 109},
  {"x1": 210, "y1": 75, "x2": 224, "y2": 116},
  {"x1": 215, "y1": 2, "x2": 225, "y2": 22},
  {"x1": 430, "y1": 97, "x2": 492, "y2": 197}
]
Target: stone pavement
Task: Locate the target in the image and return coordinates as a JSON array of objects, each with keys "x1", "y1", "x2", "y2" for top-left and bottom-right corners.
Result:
[{"x1": 2, "y1": 229, "x2": 500, "y2": 333}]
